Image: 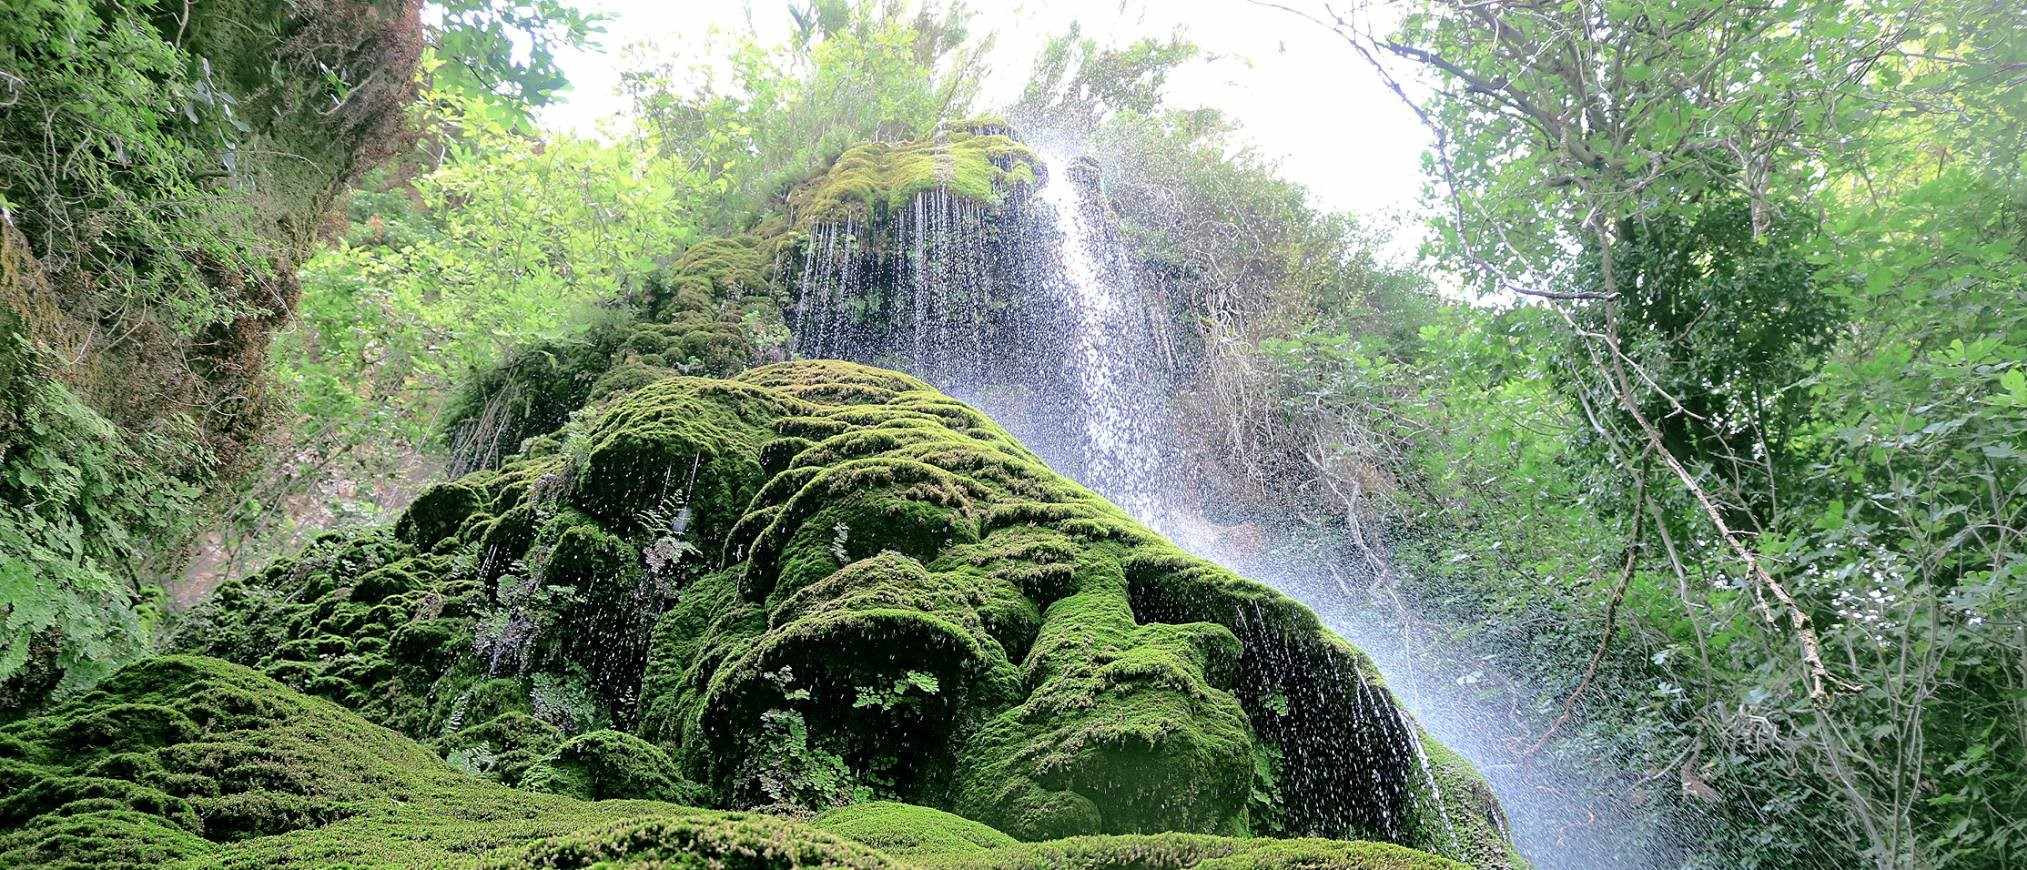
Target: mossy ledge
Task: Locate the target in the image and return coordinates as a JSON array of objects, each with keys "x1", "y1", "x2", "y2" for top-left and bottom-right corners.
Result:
[
  {"x1": 156, "y1": 360, "x2": 1518, "y2": 866},
  {"x1": 788, "y1": 118, "x2": 1042, "y2": 229}
]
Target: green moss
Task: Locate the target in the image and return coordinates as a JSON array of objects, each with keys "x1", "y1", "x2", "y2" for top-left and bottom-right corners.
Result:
[
  {"x1": 170, "y1": 360, "x2": 1516, "y2": 866},
  {"x1": 397, "y1": 481, "x2": 490, "y2": 548},
  {"x1": 0, "y1": 808, "x2": 218, "y2": 869},
  {"x1": 637, "y1": 568, "x2": 760, "y2": 746},
  {"x1": 1402, "y1": 736, "x2": 1529, "y2": 869},
  {"x1": 914, "y1": 834, "x2": 1468, "y2": 869},
  {"x1": 520, "y1": 730, "x2": 706, "y2": 804},
  {"x1": 642, "y1": 233, "x2": 794, "y2": 333},
  {"x1": 789, "y1": 125, "x2": 1042, "y2": 228},
  {"x1": 443, "y1": 221, "x2": 792, "y2": 478},
  {"x1": 950, "y1": 550, "x2": 1254, "y2": 840},
  {"x1": 442, "y1": 312, "x2": 765, "y2": 477},
  {"x1": 1122, "y1": 550, "x2": 1444, "y2": 844},
  {"x1": 51, "y1": 703, "x2": 201, "y2": 755},
  {"x1": 0, "y1": 657, "x2": 438, "y2": 844},
  {"x1": 692, "y1": 552, "x2": 1026, "y2": 808},
  {"x1": 9, "y1": 657, "x2": 789, "y2": 866},
  {"x1": 434, "y1": 712, "x2": 563, "y2": 787},
  {"x1": 811, "y1": 801, "x2": 1016, "y2": 857},
  {"x1": 3, "y1": 650, "x2": 1472, "y2": 867},
  {"x1": 567, "y1": 377, "x2": 790, "y2": 539},
  {"x1": 487, "y1": 813, "x2": 893, "y2": 868}
]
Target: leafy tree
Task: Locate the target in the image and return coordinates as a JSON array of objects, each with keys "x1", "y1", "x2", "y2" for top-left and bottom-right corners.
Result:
[
  {"x1": 1566, "y1": 195, "x2": 1846, "y2": 528},
  {"x1": 197, "y1": 90, "x2": 708, "y2": 586},
  {"x1": 621, "y1": 0, "x2": 990, "y2": 228},
  {"x1": 1264, "y1": 0, "x2": 2027, "y2": 863},
  {"x1": 1010, "y1": 25, "x2": 1199, "y2": 134},
  {"x1": 430, "y1": 0, "x2": 605, "y2": 126}
]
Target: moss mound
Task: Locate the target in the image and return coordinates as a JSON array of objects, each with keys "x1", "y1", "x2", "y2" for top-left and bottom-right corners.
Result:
[
  {"x1": 1, "y1": 654, "x2": 1465, "y2": 868},
  {"x1": 442, "y1": 273, "x2": 775, "y2": 477},
  {"x1": 171, "y1": 360, "x2": 1518, "y2": 866},
  {"x1": 520, "y1": 729, "x2": 706, "y2": 804},
  {"x1": 789, "y1": 120, "x2": 1041, "y2": 228},
  {"x1": 491, "y1": 814, "x2": 893, "y2": 868},
  {"x1": 811, "y1": 801, "x2": 1018, "y2": 857}
]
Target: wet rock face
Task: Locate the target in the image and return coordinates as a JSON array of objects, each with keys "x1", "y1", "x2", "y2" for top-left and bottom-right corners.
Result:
[
  {"x1": 171, "y1": 360, "x2": 1519, "y2": 865},
  {"x1": 785, "y1": 123, "x2": 1079, "y2": 398}
]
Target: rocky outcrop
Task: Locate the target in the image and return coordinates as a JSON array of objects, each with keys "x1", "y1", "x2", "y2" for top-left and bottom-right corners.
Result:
[
  {"x1": 168, "y1": 360, "x2": 1518, "y2": 866},
  {"x1": 3, "y1": 117, "x2": 1526, "y2": 866}
]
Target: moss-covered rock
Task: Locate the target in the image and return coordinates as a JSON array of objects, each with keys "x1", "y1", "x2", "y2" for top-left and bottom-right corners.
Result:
[
  {"x1": 433, "y1": 712, "x2": 562, "y2": 787},
  {"x1": 788, "y1": 120, "x2": 1042, "y2": 228},
  {"x1": 946, "y1": 547, "x2": 1256, "y2": 840},
  {"x1": 440, "y1": 309, "x2": 768, "y2": 477},
  {"x1": 440, "y1": 121, "x2": 1046, "y2": 479},
  {"x1": 519, "y1": 729, "x2": 706, "y2": 804},
  {"x1": 811, "y1": 801, "x2": 1017, "y2": 857},
  {"x1": 0, "y1": 654, "x2": 1465, "y2": 868},
  {"x1": 172, "y1": 360, "x2": 1518, "y2": 866}
]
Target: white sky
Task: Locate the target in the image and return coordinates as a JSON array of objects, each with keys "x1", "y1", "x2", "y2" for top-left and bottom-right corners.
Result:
[{"x1": 539, "y1": 0, "x2": 1430, "y2": 223}]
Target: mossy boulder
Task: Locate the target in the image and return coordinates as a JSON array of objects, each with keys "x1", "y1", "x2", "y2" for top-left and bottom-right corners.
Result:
[
  {"x1": 433, "y1": 712, "x2": 562, "y2": 786},
  {"x1": 811, "y1": 801, "x2": 1017, "y2": 857},
  {"x1": 947, "y1": 552, "x2": 1256, "y2": 840},
  {"x1": 1, "y1": 655, "x2": 446, "y2": 860},
  {"x1": 442, "y1": 255, "x2": 776, "y2": 479},
  {"x1": 439, "y1": 121, "x2": 1046, "y2": 479},
  {"x1": 519, "y1": 729, "x2": 706, "y2": 804},
  {"x1": 173, "y1": 360, "x2": 1519, "y2": 866}
]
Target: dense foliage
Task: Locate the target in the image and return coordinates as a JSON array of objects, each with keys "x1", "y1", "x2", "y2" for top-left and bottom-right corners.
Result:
[
  {"x1": 7, "y1": 0, "x2": 2021, "y2": 867},
  {"x1": 1, "y1": 0, "x2": 425, "y2": 699},
  {"x1": 622, "y1": 1, "x2": 990, "y2": 228},
  {"x1": 196, "y1": 0, "x2": 998, "y2": 592},
  {"x1": 193, "y1": 94, "x2": 712, "y2": 583},
  {"x1": 2, "y1": 0, "x2": 600, "y2": 705},
  {"x1": 1244, "y1": 1, "x2": 2027, "y2": 866}
]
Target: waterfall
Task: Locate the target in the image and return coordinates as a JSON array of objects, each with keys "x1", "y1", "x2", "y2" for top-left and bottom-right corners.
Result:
[
  {"x1": 782, "y1": 138, "x2": 1581, "y2": 863},
  {"x1": 1030, "y1": 148, "x2": 1175, "y2": 529},
  {"x1": 1009, "y1": 148, "x2": 1666, "y2": 867},
  {"x1": 773, "y1": 133, "x2": 1678, "y2": 867},
  {"x1": 1397, "y1": 705, "x2": 1464, "y2": 855},
  {"x1": 446, "y1": 381, "x2": 519, "y2": 477},
  {"x1": 790, "y1": 190, "x2": 1002, "y2": 389}
]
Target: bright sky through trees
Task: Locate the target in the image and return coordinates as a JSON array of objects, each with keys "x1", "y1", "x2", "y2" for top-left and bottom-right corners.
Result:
[{"x1": 541, "y1": 0, "x2": 1429, "y2": 221}]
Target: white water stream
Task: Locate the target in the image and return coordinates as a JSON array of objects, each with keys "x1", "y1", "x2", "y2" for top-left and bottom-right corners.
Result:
[
  {"x1": 1032, "y1": 148, "x2": 1174, "y2": 531},
  {"x1": 781, "y1": 140, "x2": 1680, "y2": 867},
  {"x1": 1021, "y1": 144, "x2": 1682, "y2": 869},
  {"x1": 1031, "y1": 142, "x2": 1470, "y2": 852}
]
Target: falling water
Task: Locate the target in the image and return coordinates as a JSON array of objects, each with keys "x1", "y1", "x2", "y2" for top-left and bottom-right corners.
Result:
[
  {"x1": 791, "y1": 190, "x2": 1005, "y2": 389},
  {"x1": 1007, "y1": 148, "x2": 1678, "y2": 868},
  {"x1": 446, "y1": 382, "x2": 520, "y2": 477},
  {"x1": 1030, "y1": 148, "x2": 1174, "y2": 529},
  {"x1": 783, "y1": 137, "x2": 1686, "y2": 866},
  {"x1": 1396, "y1": 705, "x2": 1463, "y2": 855}
]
